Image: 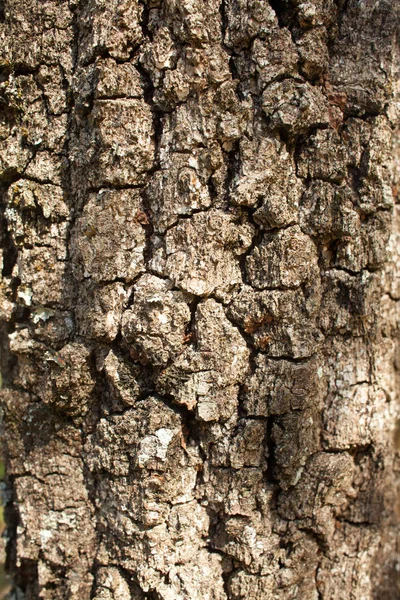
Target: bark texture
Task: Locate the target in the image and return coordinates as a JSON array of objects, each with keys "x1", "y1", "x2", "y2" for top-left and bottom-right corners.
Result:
[{"x1": 0, "y1": 0, "x2": 399, "y2": 598}]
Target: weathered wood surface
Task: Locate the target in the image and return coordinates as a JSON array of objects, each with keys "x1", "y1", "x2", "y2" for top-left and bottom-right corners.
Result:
[{"x1": 0, "y1": 0, "x2": 399, "y2": 598}]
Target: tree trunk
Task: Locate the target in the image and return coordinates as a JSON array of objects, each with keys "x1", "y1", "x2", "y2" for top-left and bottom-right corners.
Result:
[{"x1": 0, "y1": 0, "x2": 399, "y2": 598}]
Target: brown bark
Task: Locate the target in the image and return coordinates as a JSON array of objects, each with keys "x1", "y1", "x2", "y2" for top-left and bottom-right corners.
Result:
[{"x1": 0, "y1": 0, "x2": 399, "y2": 598}]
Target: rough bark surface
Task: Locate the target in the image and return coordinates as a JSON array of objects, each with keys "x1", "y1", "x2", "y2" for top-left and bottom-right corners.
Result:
[{"x1": 0, "y1": 0, "x2": 399, "y2": 598}]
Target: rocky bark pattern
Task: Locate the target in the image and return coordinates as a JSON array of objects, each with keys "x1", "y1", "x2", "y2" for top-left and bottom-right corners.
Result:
[{"x1": 0, "y1": 0, "x2": 399, "y2": 598}]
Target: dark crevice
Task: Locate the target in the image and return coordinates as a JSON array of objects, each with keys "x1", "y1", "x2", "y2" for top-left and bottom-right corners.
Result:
[
  {"x1": 298, "y1": 525, "x2": 328, "y2": 554},
  {"x1": 143, "y1": 591, "x2": 162, "y2": 600},
  {"x1": 3, "y1": 479, "x2": 19, "y2": 589},
  {"x1": 334, "y1": 0, "x2": 351, "y2": 35},
  {"x1": 207, "y1": 173, "x2": 219, "y2": 202},
  {"x1": 186, "y1": 296, "x2": 201, "y2": 348},
  {"x1": 224, "y1": 140, "x2": 240, "y2": 205},
  {"x1": 0, "y1": 169, "x2": 22, "y2": 188},
  {"x1": 265, "y1": 416, "x2": 278, "y2": 483},
  {"x1": 16, "y1": 559, "x2": 40, "y2": 597},
  {"x1": 135, "y1": 63, "x2": 156, "y2": 107},
  {"x1": 219, "y1": 0, "x2": 228, "y2": 41},
  {"x1": 141, "y1": 192, "x2": 155, "y2": 269},
  {"x1": 268, "y1": 0, "x2": 290, "y2": 29},
  {"x1": 9, "y1": 64, "x2": 39, "y2": 77},
  {"x1": 221, "y1": 570, "x2": 232, "y2": 599},
  {"x1": 159, "y1": 391, "x2": 200, "y2": 449},
  {"x1": 219, "y1": 0, "x2": 247, "y2": 102},
  {"x1": 89, "y1": 560, "x2": 100, "y2": 600},
  {"x1": 0, "y1": 217, "x2": 18, "y2": 278},
  {"x1": 138, "y1": 0, "x2": 153, "y2": 42},
  {"x1": 135, "y1": 60, "x2": 164, "y2": 274}
]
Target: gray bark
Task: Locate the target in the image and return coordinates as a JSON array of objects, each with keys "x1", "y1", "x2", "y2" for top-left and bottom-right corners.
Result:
[{"x1": 0, "y1": 0, "x2": 399, "y2": 598}]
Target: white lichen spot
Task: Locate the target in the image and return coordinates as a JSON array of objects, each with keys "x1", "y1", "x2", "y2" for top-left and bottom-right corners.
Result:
[
  {"x1": 243, "y1": 526, "x2": 257, "y2": 547},
  {"x1": 18, "y1": 286, "x2": 32, "y2": 306},
  {"x1": 158, "y1": 312, "x2": 169, "y2": 324},
  {"x1": 40, "y1": 529, "x2": 53, "y2": 547},
  {"x1": 32, "y1": 306, "x2": 55, "y2": 323},
  {"x1": 138, "y1": 428, "x2": 176, "y2": 466},
  {"x1": 155, "y1": 428, "x2": 175, "y2": 460}
]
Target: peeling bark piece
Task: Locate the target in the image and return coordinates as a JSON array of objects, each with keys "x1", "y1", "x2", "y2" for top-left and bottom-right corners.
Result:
[
  {"x1": 151, "y1": 210, "x2": 254, "y2": 299},
  {"x1": 262, "y1": 80, "x2": 329, "y2": 136},
  {"x1": 246, "y1": 225, "x2": 319, "y2": 290},
  {"x1": 297, "y1": 128, "x2": 347, "y2": 183},
  {"x1": 70, "y1": 97, "x2": 155, "y2": 188},
  {"x1": 224, "y1": 0, "x2": 277, "y2": 49},
  {"x1": 0, "y1": 0, "x2": 73, "y2": 71},
  {"x1": 76, "y1": 281, "x2": 131, "y2": 342},
  {"x1": 299, "y1": 181, "x2": 358, "y2": 242},
  {"x1": 1, "y1": 389, "x2": 96, "y2": 598},
  {"x1": 232, "y1": 136, "x2": 302, "y2": 229},
  {"x1": 77, "y1": 0, "x2": 143, "y2": 63},
  {"x1": 71, "y1": 189, "x2": 146, "y2": 282},
  {"x1": 95, "y1": 59, "x2": 144, "y2": 99},
  {"x1": 320, "y1": 269, "x2": 380, "y2": 336},
  {"x1": 157, "y1": 299, "x2": 249, "y2": 420},
  {"x1": 39, "y1": 342, "x2": 95, "y2": 417},
  {"x1": 17, "y1": 246, "x2": 67, "y2": 307},
  {"x1": 243, "y1": 355, "x2": 324, "y2": 417},
  {"x1": 278, "y1": 452, "x2": 355, "y2": 542},
  {"x1": 102, "y1": 350, "x2": 142, "y2": 408},
  {"x1": 329, "y1": 0, "x2": 397, "y2": 116},
  {"x1": 147, "y1": 151, "x2": 213, "y2": 233},
  {"x1": 121, "y1": 274, "x2": 191, "y2": 366},
  {"x1": 229, "y1": 286, "x2": 322, "y2": 358},
  {"x1": 251, "y1": 31, "x2": 298, "y2": 89}
]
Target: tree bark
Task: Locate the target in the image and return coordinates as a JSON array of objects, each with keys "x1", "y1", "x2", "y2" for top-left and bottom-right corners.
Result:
[{"x1": 0, "y1": 0, "x2": 399, "y2": 598}]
